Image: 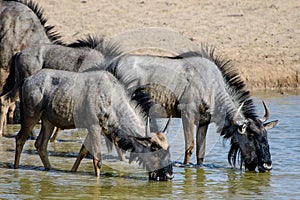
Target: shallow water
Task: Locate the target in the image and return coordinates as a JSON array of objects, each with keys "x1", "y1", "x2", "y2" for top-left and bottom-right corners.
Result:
[{"x1": 0, "y1": 93, "x2": 299, "y2": 199}]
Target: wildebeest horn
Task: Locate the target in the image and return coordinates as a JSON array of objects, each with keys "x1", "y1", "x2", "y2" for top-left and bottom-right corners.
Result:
[
  {"x1": 233, "y1": 102, "x2": 244, "y2": 125},
  {"x1": 162, "y1": 116, "x2": 172, "y2": 134},
  {"x1": 260, "y1": 101, "x2": 270, "y2": 122},
  {"x1": 146, "y1": 116, "x2": 151, "y2": 137}
]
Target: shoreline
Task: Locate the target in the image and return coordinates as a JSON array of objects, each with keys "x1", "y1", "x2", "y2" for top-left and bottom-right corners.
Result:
[
  {"x1": 250, "y1": 88, "x2": 300, "y2": 96},
  {"x1": 36, "y1": 0, "x2": 299, "y2": 91}
]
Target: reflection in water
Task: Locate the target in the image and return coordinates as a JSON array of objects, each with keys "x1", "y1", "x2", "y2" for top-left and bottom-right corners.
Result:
[
  {"x1": 226, "y1": 170, "x2": 271, "y2": 198},
  {"x1": 183, "y1": 168, "x2": 206, "y2": 195},
  {"x1": 0, "y1": 95, "x2": 299, "y2": 199}
]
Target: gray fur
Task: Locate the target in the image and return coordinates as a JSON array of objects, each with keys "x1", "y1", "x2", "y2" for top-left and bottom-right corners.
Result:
[
  {"x1": 98, "y1": 47, "x2": 278, "y2": 171},
  {"x1": 0, "y1": 0, "x2": 62, "y2": 135},
  {"x1": 0, "y1": 35, "x2": 121, "y2": 136},
  {"x1": 14, "y1": 69, "x2": 173, "y2": 180}
]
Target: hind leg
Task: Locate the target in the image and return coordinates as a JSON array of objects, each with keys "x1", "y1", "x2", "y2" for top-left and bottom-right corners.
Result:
[
  {"x1": 14, "y1": 114, "x2": 41, "y2": 168},
  {"x1": 35, "y1": 116, "x2": 55, "y2": 170}
]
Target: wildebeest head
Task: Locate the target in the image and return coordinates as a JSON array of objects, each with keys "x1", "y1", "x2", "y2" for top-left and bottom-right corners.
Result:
[
  {"x1": 228, "y1": 101, "x2": 278, "y2": 172},
  {"x1": 115, "y1": 132, "x2": 173, "y2": 181}
]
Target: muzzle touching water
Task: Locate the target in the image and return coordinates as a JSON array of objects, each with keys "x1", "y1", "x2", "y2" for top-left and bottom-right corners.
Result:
[
  {"x1": 258, "y1": 162, "x2": 272, "y2": 172},
  {"x1": 148, "y1": 163, "x2": 174, "y2": 181},
  {"x1": 228, "y1": 145, "x2": 273, "y2": 172}
]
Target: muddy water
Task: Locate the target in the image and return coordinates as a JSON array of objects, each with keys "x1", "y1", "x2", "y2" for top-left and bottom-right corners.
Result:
[{"x1": 0, "y1": 93, "x2": 299, "y2": 199}]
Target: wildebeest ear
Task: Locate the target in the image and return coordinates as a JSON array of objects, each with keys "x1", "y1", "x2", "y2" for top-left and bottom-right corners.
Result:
[{"x1": 264, "y1": 120, "x2": 278, "y2": 130}]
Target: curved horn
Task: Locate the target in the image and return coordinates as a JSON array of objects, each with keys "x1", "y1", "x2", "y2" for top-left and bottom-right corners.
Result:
[
  {"x1": 146, "y1": 117, "x2": 151, "y2": 137},
  {"x1": 162, "y1": 116, "x2": 172, "y2": 134},
  {"x1": 233, "y1": 102, "x2": 244, "y2": 125},
  {"x1": 260, "y1": 101, "x2": 270, "y2": 122}
]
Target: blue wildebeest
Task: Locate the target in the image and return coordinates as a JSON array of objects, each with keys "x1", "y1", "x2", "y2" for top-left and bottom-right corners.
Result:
[
  {"x1": 94, "y1": 47, "x2": 278, "y2": 172},
  {"x1": 14, "y1": 69, "x2": 173, "y2": 181},
  {"x1": 1, "y1": 35, "x2": 121, "y2": 140},
  {"x1": 0, "y1": 0, "x2": 63, "y2": 136}
]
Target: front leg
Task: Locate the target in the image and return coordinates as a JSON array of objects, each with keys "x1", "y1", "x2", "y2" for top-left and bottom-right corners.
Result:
[
  {"x1": 115, "y1": 146, "x2": 126, "y2": 161},
  {"x1": 72, "y1": 125, "x2": 102, "y2": 177},
  {"x1": 181, "y1": 110, "x2": 195, "y2": 165},
  {"x1": 196, "y1": 124, "x2": 208, "y2": 165},
  {"x1": 71, "y1": 142, "x2": 102, "y2": 177},
  {"x1": 50, "y1": 127, "x2": 62, "y2": 142},
  {"x1": 71, "y1": 145, "x2": 89, "y2": 172}
]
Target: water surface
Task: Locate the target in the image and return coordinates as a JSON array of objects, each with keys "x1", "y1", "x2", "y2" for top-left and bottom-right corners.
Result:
[{"x1": 0, "y1": 93, "x2": 299, "y2": 199}]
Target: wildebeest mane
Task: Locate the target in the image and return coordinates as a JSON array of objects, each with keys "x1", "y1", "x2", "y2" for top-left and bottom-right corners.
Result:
[
  {"x1": 68, "y1": 35, "x2": 123, "y2": 59},
  {"x1": 5, "y1": 0, "x2": 63, "y2": 44},
  {"x1": 177, "y1": 46, "x2": 257, "y2": 121},
  {"x1": 228, "y1": 137, "x2": 244, "y2": 169}
]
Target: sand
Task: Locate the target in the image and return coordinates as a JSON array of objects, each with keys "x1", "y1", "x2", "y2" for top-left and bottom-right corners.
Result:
[{"x1": 36, "y1": 0, "x2": 300, "y2": 91}]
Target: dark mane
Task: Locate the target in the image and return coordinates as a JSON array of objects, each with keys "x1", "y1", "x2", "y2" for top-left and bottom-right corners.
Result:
[
  {"x1": 68, "y1": 35, "x2": 123, "y2": 59},
  {"x1": 6, "y1": 0, "x2": 64, "y2": 44},
  {"x1": 178, "y1": 46, "x2": 257, "y2": 120}
]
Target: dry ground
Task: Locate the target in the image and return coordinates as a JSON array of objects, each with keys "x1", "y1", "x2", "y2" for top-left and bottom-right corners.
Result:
[{"x1": 37, "y1": 0, "x2": 300, "y2": 90}]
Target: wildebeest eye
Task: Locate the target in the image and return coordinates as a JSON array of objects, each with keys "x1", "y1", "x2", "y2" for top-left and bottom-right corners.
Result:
[{"x1": 238, "y1": 123, "x2": 247, "y2": 134}]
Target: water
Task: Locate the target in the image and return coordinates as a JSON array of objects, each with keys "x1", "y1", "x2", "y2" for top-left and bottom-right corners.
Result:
[{"x1": 0, "y1": 93, "x2": 299, "y2": 199}]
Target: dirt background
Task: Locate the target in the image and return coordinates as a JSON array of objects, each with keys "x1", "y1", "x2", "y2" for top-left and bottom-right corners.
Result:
[{"x1": 36, "y1": 0, "x2": 299, "y2": 91}]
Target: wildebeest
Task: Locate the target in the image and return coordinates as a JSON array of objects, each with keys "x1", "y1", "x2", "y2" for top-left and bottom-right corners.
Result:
[
  {"x1": 94, "y1": 46, "x2": 279, "y2": 172},
  {"x1": 14, "y1": 69, "x2": 173, "y2": 181},
  {"x1": 0, "y1": 0, "x2": 62, "y2": 136},
  {"x1": 0, "y1": 35, "x2": 120, "y2": 138}
]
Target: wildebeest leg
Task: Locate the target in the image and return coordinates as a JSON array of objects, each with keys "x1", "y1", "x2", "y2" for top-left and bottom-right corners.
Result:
[
  {"x1": 72, "y1": 126, "x2": 102, "y2": 176},
  {"x1": 104, "y1": 134, "x2": 125, "y2": 161},
  {"x1": 104, "y1": 135, "x2": 113, "y2": 153},
  {"x1": 14, "y1": 116, "x2": 41, "y2": 168},
  {"x1": 50, "y1": 127, "x2": 62, "y2": 142},
  {"x1": 71, "y1": 145, "x2": 102, "y2": 177},
  {"x1": 115, "y1": 146, "x2": 126, "y2": 161},
  {"x1": 0, "y1": 87, "x2": 20, "y2": 135},
  {"x1": 182, "y1": 111, "x2": 195, "y2": 165},
  {"x1": 0, "y1": 96, "x2": 9, "y2": 136},
  {"x1": 71, "y1": 144, "x2": 89, "y2": 173},
  {"x1": 7, "y1": 102, "x2": 16, "y2": 124},
  {"x1": 196, "y1": 124, "x2": 208, "y2": 165},
  {"x1": 35, "y1": 116, "x2": 55, "y2": 170}
]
